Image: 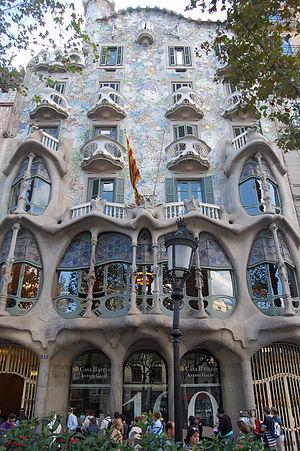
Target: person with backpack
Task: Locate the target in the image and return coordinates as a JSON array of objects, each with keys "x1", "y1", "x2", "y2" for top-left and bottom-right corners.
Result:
[
  {"x1": 271, "y1": 407, "x2": 285, "y2": 451},
  {"x1": 100, "y1": 414, "x2": 112, "y2": 431}
]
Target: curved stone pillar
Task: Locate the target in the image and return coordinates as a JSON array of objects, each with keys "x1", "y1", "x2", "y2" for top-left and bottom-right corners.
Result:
[{"x1": 110, "y1": 354, "x2": 123, "y2": 414}]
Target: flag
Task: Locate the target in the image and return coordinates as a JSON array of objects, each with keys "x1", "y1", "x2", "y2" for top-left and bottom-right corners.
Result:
[{"x1": 126, "y1": 135, "x2": 143, "y2": 205}]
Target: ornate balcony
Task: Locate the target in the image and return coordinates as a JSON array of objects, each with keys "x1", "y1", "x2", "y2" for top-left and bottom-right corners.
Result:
[
  {"x1": 165, "y1": 87, "x2": 204, "y2": 120},
  {"x1": 3, "y1": 127, "x2": 65, "y2": 177},
  {"x1": 30, "y1": 87, "x2": 69, "y2": 120},
  {"x1": 137, "y1": 23, "x2": 155, "y2": 46},
  {"x1": 87, "y1": 87, "x2": 126, "y2": 120},
  {"x1": 33, "y1": 49, "x2": 84, "y2": 72},
  {"x1": 165, "y1": 135, "x2": 211, "y2": 172},
  {"x1": 222, "y1": 90, "x2": 242, "y2": 118},
  {"x1": 80, "y1": 134, "x2": 125, "y2": 172},
  {"x1": 71, "y1": 199, "x2": 221, "y2": 221}
]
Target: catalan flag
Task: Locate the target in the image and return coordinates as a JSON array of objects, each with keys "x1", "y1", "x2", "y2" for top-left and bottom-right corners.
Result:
[{"x1": 126, "y1": 135, "x2": 143, "y2": 205}]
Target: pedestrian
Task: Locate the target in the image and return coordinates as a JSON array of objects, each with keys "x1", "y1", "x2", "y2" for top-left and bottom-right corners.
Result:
[
  {"x1": 165, "y1": 421, "x2": 175, "y2": 446},
  {"x1": 217, "y1": 407, "x2": 234, "y2": 442},
  {"x1": 16, "y1": 408, "x2": 27, "y2": 426},
  {"x1": 270, "y1": 407, "x2": 285, "y2": 451},
  {"x1": 111, "y1": 411, "x2": 123, "y2": 444},
  {"x1": 237, "y1": 420, "x2": 251, "y2": 438},
  {"x1": 188, "y1": 415, "x2": 197, "y2": 428},
  {"x1": 0, "y1": 413, "x2": 17, "y2": 435},
  {"x1": 66, "y1": 407, "x2": 78, "y2": 433},
  {"x1": 195, "y1": 416, "x2": 203, "y2": 440},
  {"x1": 263, "y1": 406, "x2": 273, "y2": 432},
  {"x1": 86, "y1": 417, "x2": 99, "y2": 434},
  {"x1": 184, "y1": 426, "x2": 200, "y2": 449},
  {"x1": 128, "y1": 415, "x2": 142, "y2": 445},
  {"x1": 81, "y1": 409, "x2": 93, "y2": 433},
  {"x1": 151, "y1": 411, "x2": 163, "y2": 435},
  {"x1": 121, "y1": 413, "x2": 129, "y2": 441},
  {"x1": 100, "y1": 413, "x2": 112, "y2": 431}
]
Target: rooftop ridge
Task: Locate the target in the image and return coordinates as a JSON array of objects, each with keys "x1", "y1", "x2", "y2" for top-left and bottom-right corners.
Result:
[{"x1": 96, "y1": 5, "x2": 217, "y2": 25}]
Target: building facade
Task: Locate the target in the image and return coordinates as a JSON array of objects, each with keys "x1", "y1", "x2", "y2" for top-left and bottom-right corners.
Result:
[{"x1": 0, "y1": 0, "x2": 299, "y2": 448}]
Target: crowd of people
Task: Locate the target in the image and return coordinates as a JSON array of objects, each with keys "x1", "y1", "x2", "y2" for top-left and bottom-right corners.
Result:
[{"x1": 0, "y1": 405, "x2": 286, "y2": 450}]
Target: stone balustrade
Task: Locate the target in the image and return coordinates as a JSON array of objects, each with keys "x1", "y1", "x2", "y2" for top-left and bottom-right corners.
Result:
[
  {"x1": 71, "y1": 199, "x2": 221, "y2": 221},
  {"x1": 232, "y1": 128, "x2": 268, "y2": 151}
]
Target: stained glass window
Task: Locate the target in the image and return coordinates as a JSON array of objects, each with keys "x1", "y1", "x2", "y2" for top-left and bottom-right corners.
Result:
[
  {"x1": 248, "y1": 229, "x2": 298, "y2": 315},
  {"x1": 239, "y1": 157, "x2": 280, "y2": 215},
  {"x1": 95, "y1": 233, "x2": 132, "y2": 264},
  {"x1": 0, "y1": 228, "x2": 43, "y2": 315}
]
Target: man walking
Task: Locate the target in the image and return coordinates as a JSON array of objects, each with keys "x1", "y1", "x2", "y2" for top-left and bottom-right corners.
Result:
[
  {"x1": 67, "y1": 408, "x2": 78, "y2": 433},
  {"x1": 271, "y1": 407, "x2": 285, "y2": 451},
  {"x1": 217, "y1": 408, "x2": 234, "y2": 442}
]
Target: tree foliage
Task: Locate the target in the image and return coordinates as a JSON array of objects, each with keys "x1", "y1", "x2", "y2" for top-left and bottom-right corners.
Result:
[
  {"x1": 0, "y1": 0, "x2": 85, "y2": 92},
  {"x1": 188, "y1": 0, "x2": 300, "y2": 151}
]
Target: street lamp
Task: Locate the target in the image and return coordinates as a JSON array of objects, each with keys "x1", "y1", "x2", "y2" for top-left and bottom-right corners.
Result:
[{"x1": 165, "y1": 218, "x2": 197, "y2": 444}]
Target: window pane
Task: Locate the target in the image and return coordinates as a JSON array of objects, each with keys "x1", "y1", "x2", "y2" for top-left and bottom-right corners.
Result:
[
  {"x1": 20, "y1": 264, "x2": 40, "y2": 298},
  {"x1": 269, "y1": 263, "x2": 283, "y2": 296},
  {"x1": 249, "y1": 264, "x2": 269, "y2": 298},
  {"x1": 287, "y1": 265, "x2": 298, "y2": 297},
  {"x1": 94, "y1": 266, "x2": 104, "y2": 297},
  {"x1": 10, "y1": 182, "x2": 21, "y2": 212},
  {"x1": 42, "y1": 127, "x2": 59, "y2": 138},
  {"x1": 268, "y1": 180, "x2": 280, "y2": 207},
  {"x1": 30, "y1": 178, "x2": 51, "y2": 210},
  {"x1": 174, "y1": 125, "x2": 185, "y2": 139},
  {"x1": 186, "y1": 125, "x2": 197, "y2": 136},
  {"x1": 91, "y1": 179, "x2": 100, "y2": 199},
  {"x1": 177, "y1": 181, "x2": 189, "y2": 201},
  {"x1": 210, "y1": 270, "x2": 233, "y2": 296},
  {"x1": 7, "y1": 263, "x2": 22, "y2": 296},
  {"x1": 239, "y1": 179, "x2": 259, "y2": 214},
  {"x1": 186, "y1": 267, "x2": 198, "y2": 297},
  {"x1": 175, "y1": 48, "x2": 184, "y2": 65},
  {"x1": 191, "y1": 180, "x2": 202, "y2": 201},
  {"x1": 101, "y1": 181, "x2": 114, "y2": 202},
  {"x1": 107, "y1": 263, "x2": 128, "y2": 293},
  {"x1": 162, "y1": 264, "x2": 172, "y2": 294},
  {"x1": 107, "y1": 47, "x2": 117, "y2": 65},
  {"x1": 201, "y1": 269, "x2": 209, "y2": 297},
  {"x1": 57, "y1": 271, "x2": 79, "y2": 296}
]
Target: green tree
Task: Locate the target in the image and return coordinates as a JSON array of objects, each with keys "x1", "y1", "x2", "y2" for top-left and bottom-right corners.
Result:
[
  {"x1": 188, "y1": 0, "x2": 300, "y2": 151},
  {"x1": 0, "y1": 0, "x2": 85, "y2": 92}
]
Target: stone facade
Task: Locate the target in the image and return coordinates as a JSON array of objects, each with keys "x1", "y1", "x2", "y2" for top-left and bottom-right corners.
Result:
[{"x1": 0, "y1": 0, "x2": 299, "y2": 447}]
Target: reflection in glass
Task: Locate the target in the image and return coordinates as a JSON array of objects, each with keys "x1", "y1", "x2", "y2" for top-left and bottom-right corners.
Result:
[
  {"x1": 180, "y1": 349, "x2": 221, "y2": 428},
  {"x1": 105, "y1": 297, "x2": 126, "y2": 311},
  {"x1": 107, "y1": 263, "x2": 128, "y2": 294},
  {"x1": 8, "y1": 263, "x2": 40, "y2": 299},
  {"x1": 70, "y1": 350, "x2": 111, "y2": 419},
  {"x1": 212, "y1": 297, "x2": 233, "y2": 312},
  {"x1": 210, "y1": 271, "x2": 233, "y2": 297}
]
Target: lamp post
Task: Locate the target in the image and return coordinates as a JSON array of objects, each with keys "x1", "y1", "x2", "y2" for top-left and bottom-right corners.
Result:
[{"x1": 165, "y1": 219, "x2": 197, "y2": 444}]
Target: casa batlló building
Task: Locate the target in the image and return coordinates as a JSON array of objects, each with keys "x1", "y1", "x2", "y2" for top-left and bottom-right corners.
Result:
[{"x1": 0, "y1": 0, "x2": 300, "y2": 448}]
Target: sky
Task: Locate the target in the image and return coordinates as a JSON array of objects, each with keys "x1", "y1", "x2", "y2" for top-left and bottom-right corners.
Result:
[{"x1": 14, "y1": 0, "x2": 221, "y2": 68}]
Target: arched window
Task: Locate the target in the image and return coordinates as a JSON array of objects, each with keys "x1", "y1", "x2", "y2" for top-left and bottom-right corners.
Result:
[
  {"x1": 94, "y1": 233, "x2": 132, "y2": 315},
  {"x1": 248, "y1": 229, "x2": 299, "y2": 315},
  {"x1": 158, "y1": 233, "x2": 235, "y2": 317},
  {"x1": 54, "y1": 232, "x2": 91, "y2": 317},
  {"x1": 123, "y1": 350, "x2": 168, "y2": 420},
  {"x1": 10, "y1": 156, "x2": 51, "y2": 215},
  {"x1": 136, "y1": 229, "x2": 154, "y2": 312},
  {"x1": 69, "y1": 350, "x2": 111, "y2": 419},
  {"x1": 54, "y1": 232, "x2": 132, "y2": 318},
  {"x1": 0, "y1": 229, "x2": 42, "y2": 315},
  {"x1": 180, "y1": 349, "x2": 221, "y2": 428},
  {"x1": 239, "y1": 157, "x2": 280, "y2": 215}
]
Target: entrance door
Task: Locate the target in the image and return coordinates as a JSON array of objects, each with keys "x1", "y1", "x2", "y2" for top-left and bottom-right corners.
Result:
[{"x1": 0, "y1": 374, "x2": 24, "y2": 419}]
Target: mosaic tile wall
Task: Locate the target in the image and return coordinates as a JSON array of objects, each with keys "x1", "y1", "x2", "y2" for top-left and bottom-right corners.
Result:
[{"x1": 17, "y1": 3, "x2": 279, "y2": 209}]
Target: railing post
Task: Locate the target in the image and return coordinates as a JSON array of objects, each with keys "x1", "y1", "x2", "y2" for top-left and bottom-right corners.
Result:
[
  {"x1": 84, "y1": 230, "x2": 98, "y2": 318},
  {"x1": 15, "y1": 152, "x2": 35, "y2": 214},
  {"x1": 269, "y1": 223, "x2": 295, "y2": 316},
  {"x1": 151, "y1": 238, "x2": 161, "y2": 315},
  {"x1": 0, "y1": 222, "x2": 21, "y2": 316},
  {"x1": 128, "y1": 243, "x2": 141, "y2": 315},
  {"x1": 256, "y1": 152, "x2": 274, "y2": 214}
]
